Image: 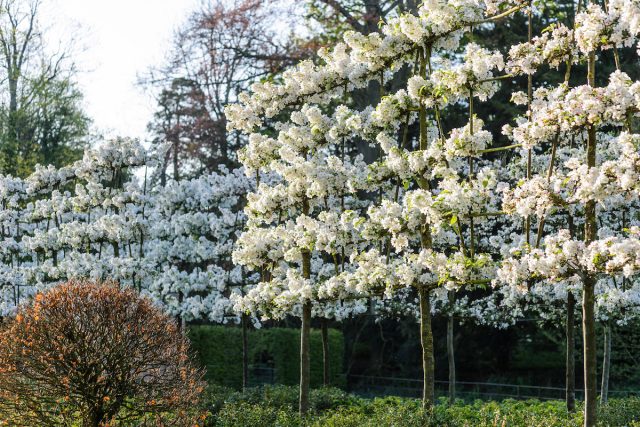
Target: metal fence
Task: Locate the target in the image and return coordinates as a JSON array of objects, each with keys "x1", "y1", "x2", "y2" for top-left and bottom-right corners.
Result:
[
  {"x1": 347, "y1": 374, "x2": 640, "y2": 401},
  {"x1": 247, "y1": 365, "x2": 276, "y2": 387},
  {"x1": 239, "y1": 367, "x2": 640, "y2": 402}
]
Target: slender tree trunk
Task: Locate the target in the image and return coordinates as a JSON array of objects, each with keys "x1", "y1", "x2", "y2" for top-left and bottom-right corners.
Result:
[
  {"x1": 242, "y1": 313, "x2": 249, "y2": 390},
  {"x1": 583, "y1": 277, "x2": 597, "y2": 426},
  {"x1": 447, "y1": 290, "x2": 456, "y2": 405},
  {"x1": 299, "y1": 301, "x2": 312, "y2": 415},
  {"x1": 173, "y1": 114, "x2": 180, "y2": 181},
  {"x1": 417, "y1": 48, "x2": 434, "y2": 410},
  {"x1": 582, "y1": 49, "x2": 598, "y2": 427},
  {"x1": 321, "y1": 318, "x2": 330, "y2": 386},
  {"x1": 299, "y1": 196, "x2": 312, "y2": 415},
  {"x1": 601, "y1": 322, "x2": 612, "y2": 404},
  {"x1": 8, "y1": 77, "x2": 17, "y2": 143},
  {"x1": 566, "y1": 292, "x2": 576, "y2": 412},
  {"x1": 419, "y1": 286, "x2": 435, "y2": 409}
]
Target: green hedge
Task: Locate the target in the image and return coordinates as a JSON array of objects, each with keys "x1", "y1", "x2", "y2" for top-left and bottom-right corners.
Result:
[{"x1": 188, "y1": 325, "x2": 344, "y2": 389}]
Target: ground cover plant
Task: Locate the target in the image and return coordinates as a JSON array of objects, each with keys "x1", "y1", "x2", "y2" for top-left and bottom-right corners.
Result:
[{"x1": 203, "y1": 385, "x2": 640, "y2": 427}]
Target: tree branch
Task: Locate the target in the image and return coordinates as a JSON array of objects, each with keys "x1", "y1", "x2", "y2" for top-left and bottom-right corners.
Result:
[{"x1": 319, "y1": 0, "x2": 365, "y2": 32}]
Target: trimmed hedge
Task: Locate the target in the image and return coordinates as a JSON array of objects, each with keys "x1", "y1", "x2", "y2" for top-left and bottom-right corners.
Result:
[{"x1": 188, "y1": 325, "x2": 344, "y2": 389}]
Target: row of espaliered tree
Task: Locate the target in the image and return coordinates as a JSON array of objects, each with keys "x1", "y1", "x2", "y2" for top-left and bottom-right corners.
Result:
[
  {"x1": 2, "y1": 1, "x2": 640, "y2": 426},
  {"x1": 0, "y1": 138, "x2": 256, "y2": 327},
  {"x1": 224, "y1": 1, "x2": 640, "y2": 426}
]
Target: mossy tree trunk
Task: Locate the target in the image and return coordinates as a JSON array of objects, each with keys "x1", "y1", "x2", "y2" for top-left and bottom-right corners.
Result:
[
  {"x1": 601, "y1": 322, "x2": 612, "y2": 404},
  {"x1": 321, "y1": 318, "x2": 330, "y2": 386},
  {"x1": 299, "y1": 301, "x2": 312, "y2": 415},
  {"x1": 582, "y1": 49, "x2": 598, "y2": 427},
  {"x1": 447, "y1": 290, "x2": 456, "y2": 405},
  {"x1": 419, "y1": 286, "x2": 435, "y2": 409},
  {"x1": 242, "y1": 313, "x2": 249, "y2": 390},
  {"x1": 566, "y1": 292, "x2": 576, "y2": 412}
]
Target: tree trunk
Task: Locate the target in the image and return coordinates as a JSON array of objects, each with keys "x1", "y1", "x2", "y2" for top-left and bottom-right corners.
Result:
[
  {"x1": 566, "y1": 291, "x2": 576, "y2": 412},
  {"x1": 299, "y1": 301, "x2": 312, "y2": 415},
  {"x1": 582, "y1": 49, "x2": 598, "y2": 427},
  {"x1": 419, "y1": 286, "x2": 435, "y2": 409},
  {"x1": 299, "y1": 195, "x2": 312, "y2": 415},
  {"x1": 447, "y1": 290, "x2": 456, "y2": 405},
  {"x1": 321, "y1": 318, "x2": 330, "y2": 386},
  {"x1": 582, "y1": 277, "x2": 597, "y2": 426},
  {"x1": 8, "y1": 76, "x2": 17, "y2": 115},
  {"x1": 601, "y1": 322, "x2": 612, "y2": 404},
  {"x1": 242, "y1": 313, "x2": 249, "y2": 390},
  {"x1": 85, "y1": 407, "x2": 103, "y2": 427},
  {"x1": 8, "y1": 76, "x2": 17, "y2": 142}
]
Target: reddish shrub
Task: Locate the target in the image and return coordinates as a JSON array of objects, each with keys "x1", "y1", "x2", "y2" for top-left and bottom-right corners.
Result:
[{"x1": 0, "y1": 280, "x2": 206, "y2": 426}]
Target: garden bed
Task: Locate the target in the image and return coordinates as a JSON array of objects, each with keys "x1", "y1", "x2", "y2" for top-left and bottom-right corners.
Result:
[{"x1": 204, "y1": 385, "x2": 640, "y2": 426}]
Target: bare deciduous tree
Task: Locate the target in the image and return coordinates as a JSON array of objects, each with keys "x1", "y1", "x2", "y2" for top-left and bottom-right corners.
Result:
[{"x1": 144, "y1": 0, "x2": 306, "y2": 182}]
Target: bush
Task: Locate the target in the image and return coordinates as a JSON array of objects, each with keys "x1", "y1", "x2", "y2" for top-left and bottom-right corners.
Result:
[
  {"x1": 189, "y1": 325, "x2": 344, "y2": 388},
  {"x1": 0, "y1": 280, "x2": 206, "y2": 427},
  {"x1": 431, "y1": 398, "x2": 582, "y2": 426},
  {"x1": 212, "y1": 402, "x2": 301, "y2": 427},
  {"x1": 204, "y1": 385, "x2": 640, "y2": 427},
  {"x1": 205, "y1": 384, "x2": 355, "y2": 416},
  {"x1": 598, "y1": 397, "x2": 640, "y2": 426}
]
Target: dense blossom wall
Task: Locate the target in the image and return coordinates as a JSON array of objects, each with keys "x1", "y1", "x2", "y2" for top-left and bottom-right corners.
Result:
[{"x1": 0, "y1": 139, "x2": 254, "y2": 324}]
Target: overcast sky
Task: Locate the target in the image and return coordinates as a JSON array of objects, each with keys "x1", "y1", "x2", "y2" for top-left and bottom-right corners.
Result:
[{"x1": 46, "y1": 0, "x2": 201, "y2": 141}]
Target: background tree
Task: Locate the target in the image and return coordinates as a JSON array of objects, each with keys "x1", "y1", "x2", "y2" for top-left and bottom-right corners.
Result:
[
  {"x1": 143, "y1": 0, "x2": 306, "y2": 181},
  {"x1": 0, "y1": 0, "x2": 90, "y2": 176}
]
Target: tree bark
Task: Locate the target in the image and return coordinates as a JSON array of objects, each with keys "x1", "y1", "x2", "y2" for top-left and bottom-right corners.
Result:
[
  {"x1": 447, "y1": 290, "x2": 456, "y2": 405},
  {"x1": 566, "y1": 291, "x2": 576, "y2": 412},
  {"x1": 582, "y1": 49, "x2": 598, "y2": 427},
  {"x1": 299, "y1": 301, "x2": 312, "y2": 415},
  {"x1": 85, "y1": 407, "x2": 104, "y2": 427},
  {"x1": 242, "y1": 313, "x2": 249, "y2": 390},
  {"x1": 419, "y1": 286, "x2": 435, "y2": 409},
  {"x1": 299, "y1": 195, "x2": 312, "y2": 415},
  {"x1": 583, "y1": 277, "x2": 597, "y2": 426},
  {"x1": 321, "y1": 318, "x2": 330, "y2": 386},
  {"x1": 416, "y1": 47, "x2": 434, "y2": 410},
  {"x1": 601, "y1": 322, "x2": 611, "y2": 404}
]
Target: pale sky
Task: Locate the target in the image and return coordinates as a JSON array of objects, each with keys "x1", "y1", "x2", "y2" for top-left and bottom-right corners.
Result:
[{"x1": 46, "y1": 0, "x2": 201, "y2": 141}]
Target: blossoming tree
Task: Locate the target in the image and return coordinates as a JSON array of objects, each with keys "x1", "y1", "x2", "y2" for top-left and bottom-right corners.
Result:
[
  {"x1": 496, "y1": 1, "x2": 640, "y2": 424},
  {"x1": 226, "y1": 0, "x2": 531, "y2": 413}
]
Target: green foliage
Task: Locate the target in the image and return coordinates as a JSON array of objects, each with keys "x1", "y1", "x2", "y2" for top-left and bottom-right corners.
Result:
[
  {"x1": 598, "y1": 397, "x2": 640, "y2": 427},
  {"x1": 431, "y1": 398, "x2": 582, "y2": 426},
  {"x1": 189, "y1": 325, "x2": 344, "y2": 389},
  {"x1": 310, "y1": 396, "x2": 430, "y2": 427},
  {"x1": 202, "y1": 386, "x2": 640, "y2": 427},
  {"x1": 213, "y1": 402, "x2": 301, "y2": 427},
  {"x1": 189, "y1": 325, "x2": 244, "y2": 388},
  {"x1": 0, "y1": 76, "x2": 90, "y2": 177},
  {"x1": 4, "y1": 386, "x2": 639, "y2": 427}
]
